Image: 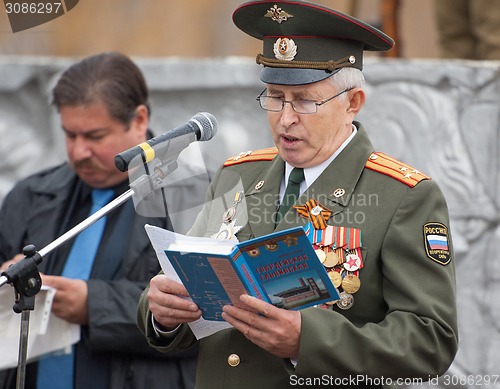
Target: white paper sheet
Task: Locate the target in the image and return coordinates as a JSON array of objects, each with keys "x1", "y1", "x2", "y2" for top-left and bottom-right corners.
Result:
[{"x1": 0, "y1": 284, "x2": 80, "y2": 370}]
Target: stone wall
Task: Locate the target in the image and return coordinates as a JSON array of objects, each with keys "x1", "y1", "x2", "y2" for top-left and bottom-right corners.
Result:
[{"x1": 0, "y1": 56, "x2": 499, "y2": 386}]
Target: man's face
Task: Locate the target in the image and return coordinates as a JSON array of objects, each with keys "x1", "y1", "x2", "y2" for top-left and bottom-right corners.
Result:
[
  {"x1": 266, "y1": 77, "x2": 362, "y2": 168},
  {"x1": 60, "y1": 102, "x2": 148, "y2": 188}
]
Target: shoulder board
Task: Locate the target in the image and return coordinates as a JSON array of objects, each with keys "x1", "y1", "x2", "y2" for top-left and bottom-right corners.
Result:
[
  {"x1": 223, "y1": 147, "x2": 278, "y2": 167},
  {"x1": 365, "y1": 152, "x2": 430, "y2": 187}
]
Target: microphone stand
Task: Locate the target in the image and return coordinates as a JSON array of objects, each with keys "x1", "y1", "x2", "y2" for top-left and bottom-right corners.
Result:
[{"x1": 0, "y1": 157, "x2": 178, "y2": 389}]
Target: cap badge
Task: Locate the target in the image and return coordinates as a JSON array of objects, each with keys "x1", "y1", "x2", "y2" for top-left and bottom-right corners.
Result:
[
  {"x1": 274, "y1": 37, "x2": 297, "y2": 61},
  {"x1": 264, "y1": 5, "x2": 293, "y2": 24}
]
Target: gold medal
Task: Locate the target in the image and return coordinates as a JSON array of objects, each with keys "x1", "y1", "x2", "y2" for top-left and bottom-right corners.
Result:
[
  {"x1": 328, "y1": 270, "x2": 342, "y2": 288},
  {"x1": 323, "y1": 251, "x2": 338, "y2": 268},
  {"x1": 341, "y1": 273, "x2": 361, "y2": 294},
  {"x1": 336, "y1": 291, "x2": 354, "y2": 310},
  {"x1": 315, "y1": 249, "x2": 326, "y2": 264}
]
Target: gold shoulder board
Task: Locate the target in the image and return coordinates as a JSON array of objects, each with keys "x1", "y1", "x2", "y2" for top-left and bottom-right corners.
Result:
[
  {"x1": 223, "y1": 147, "x2": 278, "y2": 167},
  {"x1": 365, "y1": 152, "x2": 430, "y2": 187}
]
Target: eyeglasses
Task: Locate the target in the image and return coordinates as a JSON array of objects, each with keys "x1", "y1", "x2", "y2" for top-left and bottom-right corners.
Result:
[{"x1": 256, "y1": 88, "x2": 352, "y2": 114}]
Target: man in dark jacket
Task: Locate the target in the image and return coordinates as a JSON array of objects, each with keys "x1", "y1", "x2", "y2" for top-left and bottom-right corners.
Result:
[{"x1": 0, "y1": 52, "x2": 202, "y2": 389}]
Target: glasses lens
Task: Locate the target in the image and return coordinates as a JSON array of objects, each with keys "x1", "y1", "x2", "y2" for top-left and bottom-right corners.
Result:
[
  {"x1": 292, "y1": 100, "x2": 317, "y2": 114},
  {"x1": 259, "y1": 96, "x2": 283, "y2": 112}
]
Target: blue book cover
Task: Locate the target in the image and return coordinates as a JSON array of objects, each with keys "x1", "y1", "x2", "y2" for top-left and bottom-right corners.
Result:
[{"x1": 165, "y1": 226, "x2": 340, "y2": 321}]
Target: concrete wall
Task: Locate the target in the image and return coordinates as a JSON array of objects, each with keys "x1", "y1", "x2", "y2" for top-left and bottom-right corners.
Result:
[{"x1": 0, "y1": 56, "x2": 499, "y2": 386}]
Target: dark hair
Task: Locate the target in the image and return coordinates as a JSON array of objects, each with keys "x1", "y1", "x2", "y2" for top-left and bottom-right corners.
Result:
[{"x1": 52, "y1": 51, "x2": 150, "y2": 125}]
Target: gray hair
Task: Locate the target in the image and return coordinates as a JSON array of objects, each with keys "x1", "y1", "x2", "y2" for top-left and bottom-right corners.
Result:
[{"x1": 328, "y1": 67, "x2": 365, "y2": 101}]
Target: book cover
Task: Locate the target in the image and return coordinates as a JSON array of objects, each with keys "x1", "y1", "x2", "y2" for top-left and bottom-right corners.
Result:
[{"x1": 164, "y1": 226, "x2": 340, "y2": 321}]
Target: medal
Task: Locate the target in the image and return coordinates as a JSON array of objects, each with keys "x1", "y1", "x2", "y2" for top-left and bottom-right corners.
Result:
[
  {"x1": 223, "y1": 207, "x2": 237, "y2": 223},
  {"x1": 212, "y1": 220, "x2": 242, "y2": 240},
  {"x1": 310, "y1": 205, "x2": 323, "y2": 216},
  {"x1": 336, "y1": 291, "x2": 354, "y2": 310},
  {"x1": 327, "y1": 269, "x2": 342, "y2": 288},
  {"x1": 265, "y1": 242, "x2": 279, "y2": 252},
  {"x1": 344, "y1": 252, "x2": 361, "y2": 271},
  {"x1": 213, "y1": 191, "x2": 244, "y2": 240},
  {"x1": 283, "y1": 235, "x2": 298, "y2": 247},
  {"x1": 315, "y1": 249, "x2": 326, "y2": 264},
  {"x1": 323, "y1": 250, "x2": 338, "y2": 268},
  {"x1": 341, "y1": 273, "x2": 360, "y2": 294},
  {"x1": 248, "y1": 248, "x2": 260, "y2": 257},
  {"x1": 296, "y1": 199, "x2": 364, "y2": 311},
  {"x1": 213, "y1": 224, "x2": 233, "y2": 240},
  {"x1": 294, "y1": 199, "x2": 333, "y2": 230}
]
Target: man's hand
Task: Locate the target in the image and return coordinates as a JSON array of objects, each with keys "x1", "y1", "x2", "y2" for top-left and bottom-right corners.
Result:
[
  {"x1": 41, "y1": 274, "x2": 89, "y2": 325},
  {"x1": 147, "y1": 274, "x2": 202, "y2": 331},
  {"x1": 0, "y1": 253, "x2": 25, "y2": 272},
  {"x1": 222, "y1": 294, "x2": 301, "y2": 359}
]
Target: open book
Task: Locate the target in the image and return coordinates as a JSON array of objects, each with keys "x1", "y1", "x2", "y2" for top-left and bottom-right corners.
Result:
[{"x1": 146, "y1": 225, "x2": 340, "y2": 322}]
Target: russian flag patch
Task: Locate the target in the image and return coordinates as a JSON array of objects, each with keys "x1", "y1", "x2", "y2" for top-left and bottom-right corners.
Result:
[{"x1": 423, "y1": 222, "x2": 451, "y2": 265}]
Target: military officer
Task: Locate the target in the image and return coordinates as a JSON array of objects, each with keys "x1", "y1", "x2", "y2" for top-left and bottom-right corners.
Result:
[{"x1": 137, "y1": 1, "x2": 458, "y2": 388}]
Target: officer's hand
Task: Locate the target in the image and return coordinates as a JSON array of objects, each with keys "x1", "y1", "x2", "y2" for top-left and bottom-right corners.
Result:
[
  {"x1": 222, "y1": 294, "x2": 301, "y2": 359},
  {"x1": 147, "y1": 274, "x2": 202, "y2": 331}
]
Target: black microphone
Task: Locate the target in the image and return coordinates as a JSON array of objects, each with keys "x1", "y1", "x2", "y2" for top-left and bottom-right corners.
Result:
[{"x1": 114, "y1": 112, "x2": 217, "y2": 172}]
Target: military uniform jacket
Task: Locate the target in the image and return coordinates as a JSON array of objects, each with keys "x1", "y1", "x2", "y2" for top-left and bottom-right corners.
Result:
[{"x1": 138, "y1": 123, "x2": 458, "y2": 388}]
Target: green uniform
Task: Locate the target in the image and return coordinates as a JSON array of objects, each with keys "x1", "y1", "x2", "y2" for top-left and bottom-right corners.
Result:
[{"x1": 137, "y1": 123, "x2": 458, "y2": 388}]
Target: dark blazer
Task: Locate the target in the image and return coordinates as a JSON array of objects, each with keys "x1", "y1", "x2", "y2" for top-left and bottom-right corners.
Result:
[
  {"x1": 0, "y1": 163, "x2": 198, "y2": 389},
  {"x1": 137, "y1": 123, "x2": 458, "y2": 389}
]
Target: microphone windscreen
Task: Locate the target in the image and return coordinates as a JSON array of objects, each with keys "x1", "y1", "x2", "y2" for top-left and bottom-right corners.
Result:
[{"x1": 192, "y1": 112, "x2": 218, "y2": 141}]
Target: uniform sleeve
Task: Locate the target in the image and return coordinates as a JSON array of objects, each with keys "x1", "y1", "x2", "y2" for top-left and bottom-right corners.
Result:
[
  {"x1": 136, "y1": 282, "x2": 198, "y2": 353},
  {"x1": 296, "y1": 179, "x2": 458, "y2": 381}
]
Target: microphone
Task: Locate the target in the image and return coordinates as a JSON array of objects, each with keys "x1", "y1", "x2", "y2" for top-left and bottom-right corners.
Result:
[{"x1": 114, "y1": 112, "x2": 217, "y2": 172}]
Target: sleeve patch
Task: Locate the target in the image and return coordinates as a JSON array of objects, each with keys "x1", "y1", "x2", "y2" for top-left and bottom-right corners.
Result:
[{"x1": 423, "y1": 222, "x2": 451, "y2": 265}]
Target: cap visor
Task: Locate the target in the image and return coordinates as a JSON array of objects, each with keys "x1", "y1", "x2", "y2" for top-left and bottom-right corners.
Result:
[{"x1": 260, "y1": 67, "x2": 340, "y2": 85}]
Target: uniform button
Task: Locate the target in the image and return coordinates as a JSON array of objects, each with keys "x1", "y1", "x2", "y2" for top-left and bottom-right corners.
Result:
[{"x1": 227, "y1": 353, "x2": 240, "y2": 367}]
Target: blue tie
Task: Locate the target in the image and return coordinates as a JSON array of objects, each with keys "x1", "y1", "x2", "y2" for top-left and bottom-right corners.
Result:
[{"x1": 36, "y1": 188, "x2": 115, "y2": 389}]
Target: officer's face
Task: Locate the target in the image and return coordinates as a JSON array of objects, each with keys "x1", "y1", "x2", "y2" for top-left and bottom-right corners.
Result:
[
  {"x1": 60, "y1": 101, "x2": 148, "y2": 188},
  {"x1": 266, "y1": 78, "x2": 363, "y2": 168}
]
